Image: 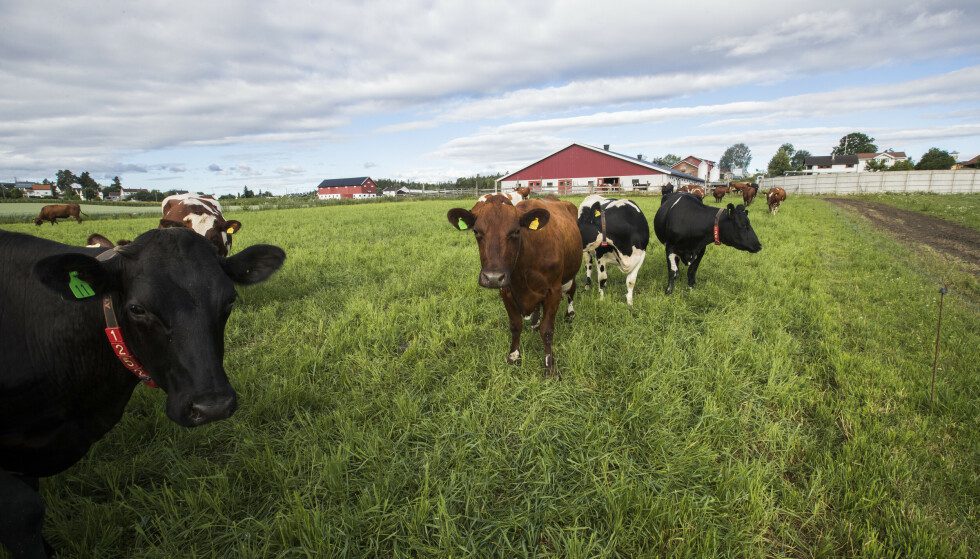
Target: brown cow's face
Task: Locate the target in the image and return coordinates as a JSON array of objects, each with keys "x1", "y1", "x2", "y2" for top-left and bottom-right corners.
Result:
[{"x1": 448, "y1": 198, "x2": 550, "y2": 289}]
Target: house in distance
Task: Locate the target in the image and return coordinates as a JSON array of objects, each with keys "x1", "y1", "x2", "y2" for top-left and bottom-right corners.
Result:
[{"x1": 316, "y1": 177, "x2": 379, "y2": 200}]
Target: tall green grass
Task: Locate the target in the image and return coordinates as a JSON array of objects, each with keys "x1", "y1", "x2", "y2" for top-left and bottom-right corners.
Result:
[{"x1": 1, "y1": 196, "x2": 976, "y2": 558}]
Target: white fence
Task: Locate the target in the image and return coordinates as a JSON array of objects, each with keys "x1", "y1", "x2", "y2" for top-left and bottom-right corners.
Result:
[{"x1": 759, "y1": 170, "x2": 980, "y2": 195}]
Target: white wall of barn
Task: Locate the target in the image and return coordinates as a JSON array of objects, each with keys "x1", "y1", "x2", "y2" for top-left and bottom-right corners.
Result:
[{"x1": 500, "y1": 172, "x2": 681, "y2": 192}]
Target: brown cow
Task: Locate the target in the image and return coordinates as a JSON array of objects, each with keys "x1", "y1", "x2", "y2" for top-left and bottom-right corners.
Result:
[
  {"x1": 448, "y1": 195, "x2": 582, "y2": 376},
  {"x1": 678, "y1": 184, "x2": 706, "y2": 199},
  {"x1": 766, "y1": 187, "x2": 787, "y2": 214},
  {"x1": 741, "y1": 183, "x2": 760, "y2": 206},
  {"x1": 34, "y1": 203, "x2": 83, "y2": 225},
  {"x1": 159, "y1": 194, "x2": 241, "y2": 257},
  {"x1": 712, "y1": 186, "x2": 729, "y2": 202}
]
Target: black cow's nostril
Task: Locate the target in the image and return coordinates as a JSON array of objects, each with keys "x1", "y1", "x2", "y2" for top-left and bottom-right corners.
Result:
[{"x1": 187, "y1": 393, "x2": 237, "y2": 425}]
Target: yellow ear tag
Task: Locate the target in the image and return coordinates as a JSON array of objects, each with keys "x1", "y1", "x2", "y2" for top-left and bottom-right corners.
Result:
[
  {"x1": 594, "y1": 210, "x2": 601, "y2": 217},
  {"x1": 528, "y1": 217, "x2": 540, "y2": 230},
  {"x1": 226, "y1": 227, "x2": 235, "y2": 235}
]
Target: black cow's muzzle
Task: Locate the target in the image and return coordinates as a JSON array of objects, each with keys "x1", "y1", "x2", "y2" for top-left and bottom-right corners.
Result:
[
  {"x1": 177, "y1": 391, "x2": 238, "y2": 427},
  {"x1": 479, "y1": 270, "x2": 510, "y2": 288}
]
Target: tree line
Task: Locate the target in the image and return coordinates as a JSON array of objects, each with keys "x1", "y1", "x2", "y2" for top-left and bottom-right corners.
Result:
[{"x1": 765, "y1": 132, "x2": 958, "y2": 177}]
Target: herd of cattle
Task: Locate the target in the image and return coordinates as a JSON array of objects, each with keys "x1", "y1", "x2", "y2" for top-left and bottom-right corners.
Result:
[{"x1": 2, "y1": 186, "x2": 784, "y2": 557}]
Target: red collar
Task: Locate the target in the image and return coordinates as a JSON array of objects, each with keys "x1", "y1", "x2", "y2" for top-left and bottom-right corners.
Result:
[
  {"x1": 713, "y1": 207, "x2": 725, "y2": 246},
  {"x1": 102, "y1": 295, "x2": 157, "y2": 388}
]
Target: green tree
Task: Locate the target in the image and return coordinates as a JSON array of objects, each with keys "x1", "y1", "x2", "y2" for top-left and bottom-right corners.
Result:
[
  {"x1": 720, "y1": 143, "x2": 752, "y2": 176},
  {"x1": 915, "y1": 148, "x2": 956, "y2": 170},
  {"x1": 652, "y1": 154, "x2": 681, "y2": 167},
  {"x1": 887, "y1": 160, "x2": 915, "y2": 171},
  {"x1": 55, "y1": 169, "x2": 77, "y2": 193},
  {"x1": 767, "y1": 147, "x2": 793, "y2": 177},
  {"x1": 78, "y1": 171, "x2": 100, "y2": 190},
  {"x1": 864, "y1": 159, "x2": 887, "y2": 172},
  {"x1": 831, "y1": 132, "x2": 877, "y2": 156},
  {"x1": 791, "y1": 149, "x2": 810, "y2": 171},
  {"x1": 241, "y1": 185, "x2": 255, "y2": 198},
  {"x1": 82, "y1": 187, "x2": 99, "y2": 200},
  {"x1": 112, "y1": 176, "x2": 122, "y2": 189},
  {"x1": 779, "y1": 143, "x2": 795, "y2": 158}
]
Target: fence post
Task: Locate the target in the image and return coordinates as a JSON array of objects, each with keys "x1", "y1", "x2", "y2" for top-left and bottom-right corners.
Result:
[
  {"x1": 973, "y1": 170, "x2": 978, "y2": 194},
  {"x1": 927, "y1": 171, "x2": 933, "y2": 193},
  {"x1": 834, "y1": 172, "x2": 840, "y2": 195},
  {"x1": 904, "y1": 171, "x2": 910, "y2": 193}
]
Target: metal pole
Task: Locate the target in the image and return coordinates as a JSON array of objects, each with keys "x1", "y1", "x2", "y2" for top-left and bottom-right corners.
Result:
[{"x1": 931, "y1": 286, "x2": 947, "y2": 407}]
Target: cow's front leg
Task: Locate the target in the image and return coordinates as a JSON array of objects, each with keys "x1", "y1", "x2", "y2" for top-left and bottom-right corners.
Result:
[
  {"x1": 582, "y1": 251, "x2": 595, "y2": 290},
  {"x1": 687, "y1": 247, "x2": 706, "y2": 288},
  {"x1": 665, "y1": 246, "x2": 680, "y2": 295},
  {"x1": 500, "y1": 289, "x2": 523, "y2": 364},
  {"x1": 0, "y1": 471, "x2": 49, "y2": 559},
  {"x1": 539, "y1": 290, "x2": 562, "y2": 377}
]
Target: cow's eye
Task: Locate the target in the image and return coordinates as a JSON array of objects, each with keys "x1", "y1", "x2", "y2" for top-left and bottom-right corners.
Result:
[
  {"x1": 508, "y1": 230, "x2": 521, "y2": 239},
  {"x1": 129, "y1": 304, "x2": 147, "y2": 316}
]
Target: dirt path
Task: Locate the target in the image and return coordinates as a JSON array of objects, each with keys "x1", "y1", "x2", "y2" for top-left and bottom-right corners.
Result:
[{"x1": 826, "y1": 198, "x2": 980, "y2": 275}]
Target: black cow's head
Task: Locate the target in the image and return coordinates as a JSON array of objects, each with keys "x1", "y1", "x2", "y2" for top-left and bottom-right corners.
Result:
[
  {"x1": 34, "y1": 228, "x2": 286, "y2": 427},
  {"x1": 577, "y1": 201, "x2": 604, "y2": 249},
  {"x1": 720, "y1": 203, "x2": 762, "y2": 253},
  {"x1": 448, "y1": 196, "x2": 550, "y2": 288}
]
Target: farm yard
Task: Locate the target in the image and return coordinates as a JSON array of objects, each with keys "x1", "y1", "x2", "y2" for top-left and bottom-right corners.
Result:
[{"x1": 1, "y1": 194, "x2": 978, "y2": 557}]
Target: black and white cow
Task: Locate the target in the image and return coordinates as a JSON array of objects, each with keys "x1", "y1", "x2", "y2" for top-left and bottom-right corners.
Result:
[
  {"x1": 653, "y1": 193, "x2": 762, "y2": 294},
  {"x1": 0, "y1": 228, "x2": 285, "y2": 558},
  {"x1": 577, "y1": 195, "x2": 650, "y2": 306}
]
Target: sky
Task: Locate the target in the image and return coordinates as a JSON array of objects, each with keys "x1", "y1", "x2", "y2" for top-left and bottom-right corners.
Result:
[{"x1": 1, "y1": 0, "x2": 979, "y2": 194}]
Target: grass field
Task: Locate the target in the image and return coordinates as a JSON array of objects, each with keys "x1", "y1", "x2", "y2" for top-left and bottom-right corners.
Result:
[
  {"x1": 1, "y1": 195, "x2": 978, "y2": 558},
  {"x1": 850, "y1": 193, "x2": 980, "y2": 232}
]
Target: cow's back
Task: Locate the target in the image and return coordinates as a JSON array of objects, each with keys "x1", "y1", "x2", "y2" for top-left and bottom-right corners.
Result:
[{"x1": 517, "y1": 199, "x2": 581, "y2": 284}]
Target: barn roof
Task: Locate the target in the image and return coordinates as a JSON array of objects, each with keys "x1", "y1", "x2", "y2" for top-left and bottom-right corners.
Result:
[
  {"x1": 317, "y1": 177, "x2": 372, "y2": 188},
  {"x1": 498, "y1": 143, "x2": 704, "y2": 183}
]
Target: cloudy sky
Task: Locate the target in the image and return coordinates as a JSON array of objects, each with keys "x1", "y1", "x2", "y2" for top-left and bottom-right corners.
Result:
[{"x1": 1, "y1": 0, "x2": 979, "y2": 193}]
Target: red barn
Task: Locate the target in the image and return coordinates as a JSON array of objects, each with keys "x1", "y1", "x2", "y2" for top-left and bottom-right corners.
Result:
[
  {"x1": 496, "y1": 143, "x2": 702, "y2": 194},
  {"x1": 316, "y1": 177, "x2": 378, "y2": 200}
]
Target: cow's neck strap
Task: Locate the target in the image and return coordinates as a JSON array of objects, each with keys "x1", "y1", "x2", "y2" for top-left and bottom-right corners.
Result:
[
  {"x1": 95, "y1": 248, "x2": 157, "y2": 388},
  {"x1": 713, "y1": 208, "x2": 726, "y2": 246},
  {"x1": 102, "y1": 295, "x2": 157, "y2": 388},
  {"x1": 599, "y1": 206, "x2": 609, "y2": 247}
]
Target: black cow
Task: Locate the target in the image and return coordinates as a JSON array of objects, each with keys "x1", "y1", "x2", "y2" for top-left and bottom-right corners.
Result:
[
  {"x1": 0, "y1": 228, "x2": 285, "y2": 558},
  {"x1": 653, "y1": 193, "x2": 762, "y2": 294},
  {"x1": 577, "y1": 195, "x2": 649, "y2": 306}
]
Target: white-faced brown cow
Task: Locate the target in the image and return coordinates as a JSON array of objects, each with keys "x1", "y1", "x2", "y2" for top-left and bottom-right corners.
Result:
[
  {"x1": 448, "y1": 195, "x2": 582, "y2": 376},
  {"x1": 160, "y1": 194, "x2": 242, "y2": 257},
  {"x1": 766, "y1": 187, "x2": 787, "y2": 214}
]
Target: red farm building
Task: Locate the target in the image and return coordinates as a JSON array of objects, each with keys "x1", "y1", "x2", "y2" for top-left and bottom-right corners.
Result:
[
  {"x1": 495, "y1": 143, "x2": 703, "y2": 194},
  {"x1": 316, "y1": 177, "x2": 379, "y2": 200}
]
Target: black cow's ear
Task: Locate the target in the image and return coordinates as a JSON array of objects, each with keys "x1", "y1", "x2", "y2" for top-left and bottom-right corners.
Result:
[
  {"x1": 590, "y1": 201, "x2": 602, "y2": 217},
  {"x1": 727, "y1": 203, "x2": 735, "y2": 215},
  {"x1": 447, "y1": 208, "x2": 475, "y2": 231},
  {"x1": 34, "y1": 253, "x2": 116, "y2": 302},
  {"x1": 520, "y1": 208, "x2": 550, "y2": 231},
  {"x1": 222, "y1": 244, "x2": 286, "y2": 285}
]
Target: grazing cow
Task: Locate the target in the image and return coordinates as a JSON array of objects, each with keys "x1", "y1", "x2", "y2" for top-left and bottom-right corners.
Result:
[
  {"x1": 766, "y1": 188, "x2": 787, "y2": 214},
  {"x1": 33, "y1": 204, "x2": 83, "y2": 226},
  {"x1": 447, "y1": 195, "x2": 582, "y2": 375},
  {"x1": 160, "y1": 193, "x2": 242, "y2": 257},
  {"x1": 0, "y1": 228, "x2": 285, "y2": 558},
  {"x1": 729, "y1": 181, "x2": 750, "y2": 194},
  {"x1": 577, "y1": 195, "x2": 649, "y2": 306},
  {"x1": 653, "y1": 193, "x2": 762, "y2": 294},
  {"x1": 712, "y1": 186, "x2": 730, "y2": 202},
  {"x1": 742, "y1": 183, "x2": 760, "y2": 206}
]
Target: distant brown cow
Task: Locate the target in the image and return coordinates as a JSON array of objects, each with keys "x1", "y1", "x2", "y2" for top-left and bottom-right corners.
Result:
[
  {"x1": 34, "y1": 204, "x2": 83, "y2": 225},
  {"x1": 678, "y1": 184, "x2": 706, "y2": 199},
  {"x1": 766, "y1": 187, "x2": 787, "y2": 214},
  {"x1": 712, "y1": 186, "x2": 730, "y2": 202},
  {"x1": 448, "y1": 195, "x2": 582, "y2": 376},
  {"x1": 742, "y1": 183, "x2": 760, "y2": 206}
]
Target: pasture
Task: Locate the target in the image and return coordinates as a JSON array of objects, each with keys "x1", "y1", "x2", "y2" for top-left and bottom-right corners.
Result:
[
  {"x1": 0, "y1": 202, "x2": 160, "y2": 223},
  {"x1": 1, "y1": 195, "x2": 978, "y2": 557}
]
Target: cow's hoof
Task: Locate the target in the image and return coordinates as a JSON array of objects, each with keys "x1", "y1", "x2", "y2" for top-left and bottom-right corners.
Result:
[
  {"x1": 507, "y1": 350, "x2": 521, "y2": 365},
  {"x1": 565, "y1": 310, "x2": 575, "y2": 322},
  {"x1": 665, "y1": 287, "x2": 674, "y2": 295},
  {"x1": 543, "y1": 356, "x2": 559, "y2": 378}
]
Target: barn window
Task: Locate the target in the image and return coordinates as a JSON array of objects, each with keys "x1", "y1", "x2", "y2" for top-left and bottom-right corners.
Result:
[
  {"x1": 588, "y1": 180, "x2": 594, "y2": 186},
  {"x1": 546, "y1": 181, "x2": 553, "y2": 187}
]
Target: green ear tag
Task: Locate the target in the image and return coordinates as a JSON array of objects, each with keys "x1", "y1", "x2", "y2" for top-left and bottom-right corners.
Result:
[
  {"x1": 457, "y1": 218, "x2": 468, "y2": 230},
  {"x1": 68, "y1": 271, "x2": 95, "y2": 299}
]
